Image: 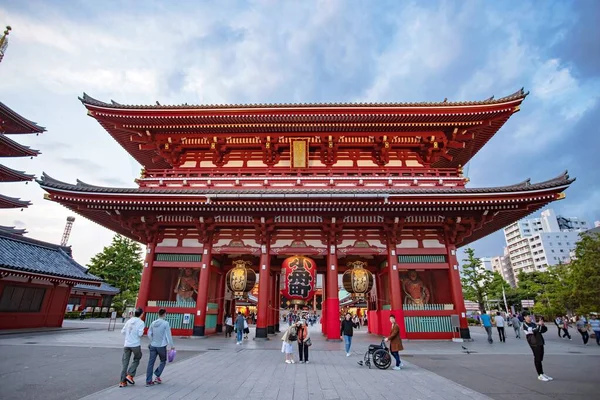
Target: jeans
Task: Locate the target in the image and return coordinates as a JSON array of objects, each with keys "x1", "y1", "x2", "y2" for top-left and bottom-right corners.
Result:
[
  {"x1": 514, "y1": 326, "x2": 521, "y2": 338},
  {"x1": 557, "y1": 325, "x2": 563, "y2": 337},
  {"x1": 146, "y1": 345, "x2": 167, "y2": 383},
  {"x1": 484, "y1": 326, "x2": 493, "y2": 343},
  {"x1": 562, "y1": 328, "x2": 571, "y2": 339},
  {"x1": 298, "y1": 341, "x2": 309, "y2": 361},
  {"x1": 579, "y1": 329, "x2": 589, "y2": 344},
  {"x1": 530, "y1": 345, "x2": 544, "y2": 375},
  {"x1": 594, "y1": 331, "x2": 600, "y2": 345},
  {"x1": 120, "y1": 346, "x2": 142, "y2": 383},
  {"x1": 391, "y1": 351, "x2": 401, "y2": 367},
  {"x1": 236, "y1": 329, "x2": 243, "y2": 342},
  {"x1": 497, "y1": 327, "x2": 505, "y2": 342},
  {"x1": 343, "y1": 335, "x2": 352, "y2": 353}
]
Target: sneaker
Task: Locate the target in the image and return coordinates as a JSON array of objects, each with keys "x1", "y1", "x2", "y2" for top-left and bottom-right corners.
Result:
[
  {"x1": 119, "y1": 382, "x2": 127, "y2": 388},
  {"x1": 393, "y1": 366, "x2": 401, "y2": 370},
  {"x1": 291, "y1": 360, "x2": 295, "y2": 364},
  {"x1": 299, "y1": 361, "x2": 305, "y2": 364},
  {"x1": 154, "y1": 376, "x2": 162, "y2": 384},
  {"x1": 346, "y1": 353, "x2": 350, "y2": 357},
  {"x1": 285, "y1": 360, "x2": 291, "y2": 364},
  {"x1": 543, "y1": 374, "x2": 553, "y2": 381},
  {"x1": 125, "y1": 375, "x2": 135, "y2": 385},
  {"x1": 399, "y1": 362, "x2": 405, "y2": 368},
  {"x1": 305, "y1": 361, "x2": 309, "y2": 364},
  {"x1": 145, "y1": 381, "x2": 155, "y2": 387},
  {"x1": 538, "y1": 375, "x2": 549, "y2": 382}
]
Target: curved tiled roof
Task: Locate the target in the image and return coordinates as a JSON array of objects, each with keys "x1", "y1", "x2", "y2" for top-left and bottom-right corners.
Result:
[
  {"x1": 0, "y1": 193, "x2": 31, "y2": 208},
  {"x1": 0, "y1": 101, "x2": 45, "y2": 134},
  {"x1": 0, "y1": 229, "x2": 102, "y2": 283},
  {"x1": 38, "y1": 171, "x2": 574, "y2": 197},
  {"x1": 80, "y1": 89, "x2": 528, "y2": 110},
  {"x1": 0, "y1": 133, "x2": 40, "y2": 157},
  {"x1": 0, "y1": 163, "x2": 35, "y2": 182},
  {"x1": 73, "y1": 281, "x2": 120, "y2": 295}
]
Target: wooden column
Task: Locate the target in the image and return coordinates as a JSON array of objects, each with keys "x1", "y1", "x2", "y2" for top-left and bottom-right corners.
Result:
[
  {"x1": 267, "y1": 272, "x2": 275, "y2": 334},
  {"x1": 136, "y1": 240, "x2": 157, "y2": 310},
  {"x1": 447, "y1": 242, "x2": 470, "y2": 339},
  {"x1": 387, "y1": 243, "x2": 407, "y2": 339},
  {"x1": 321, "y1": 273, "x2": 327, "y2": 336},
  {"x1": 193, "y1": 242, "x2": 212, "y2": 336},
  {"x1": 216, "y1": 271, "x2": 226, "y2": 333},
  {"x1": 256, "y1": 244, "x2": 271, "y2": 339},
  {"x1": 326, "y1": 247, "x2": 341, "y2": 341}
]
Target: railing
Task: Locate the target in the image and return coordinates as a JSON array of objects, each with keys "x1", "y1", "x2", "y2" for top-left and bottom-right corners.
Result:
[
  {"x1": 404, "y1": 316, "x2": 453, "y2": 332},
  {"x1": 148, "y1": 300, "x2": 196, "y2": 308},
  {"x1": 145, "y1": 312, "x2": 194, "y2": 329},
  {"x1": 403, "y1": 303, "x2": 454, "y2": 311}
]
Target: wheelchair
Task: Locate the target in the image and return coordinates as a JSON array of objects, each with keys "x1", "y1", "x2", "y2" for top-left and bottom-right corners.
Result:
[{"x1": 357, "y1": 339, "x2": 392, "y2": 369}]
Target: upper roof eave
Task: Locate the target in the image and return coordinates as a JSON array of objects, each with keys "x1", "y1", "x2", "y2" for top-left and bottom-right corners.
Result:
[
  {"x1": 0, "y1": 193, "x2": 31, "y2": 208},
  {"x1": 0, "y1": 133, "x2": 41, "y2": 157},
  {"x1": 0, "y1": 101, "x2": 46, "y2": 134},
  {"x1": 80, "y1": 88, "x2": 528, "y2": 112},
  {"x1": 0, "y1": 163, "x2": 35, "y2": 182}
]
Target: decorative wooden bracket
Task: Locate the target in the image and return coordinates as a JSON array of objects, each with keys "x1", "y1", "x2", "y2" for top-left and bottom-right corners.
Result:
[
  {"x1": 262, "y1": 136, "x2": 281, "y2": 166},
  {"x1": 371, "y1": 135, "x2": 390, "y2": 166},
  {"x1": 210, "y1": 137, "x2": 228, "y2": 167},
  {"x1": 319, "y1": 135, "x2": 337, "y2": 166}
]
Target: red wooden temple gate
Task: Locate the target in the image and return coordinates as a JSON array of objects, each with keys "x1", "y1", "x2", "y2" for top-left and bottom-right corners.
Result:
[{"x1": 39, "y1": 89, "x2": 573, "y2": 339}]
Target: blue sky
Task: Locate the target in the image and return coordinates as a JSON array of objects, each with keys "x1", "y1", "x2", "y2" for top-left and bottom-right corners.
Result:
[{"x1": 0, "y1": 0, "x2": 599, "y2": 265}]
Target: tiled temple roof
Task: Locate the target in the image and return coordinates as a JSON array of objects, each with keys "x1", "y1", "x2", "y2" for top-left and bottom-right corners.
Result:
[
  {"x1": 0, "y1": 101, "x2": 45, "y2": 134},
  {"x1": 0, "y1": 133, "x2": 40, "y2": 157},
  {"x1": 73, "y1": 281, "x2": 120, "y2": 295},
  {"x1": 38, "y1": 171, "x2": 574, "y2": 197},
  {"x1": 0, "y1": 193, "x2": 31, "y2": 208},
  {"x1": 0, "y1": 229, "x2": 102, "y2": 284},
  {"x1": 0, "y1": 163, "x2": 35, "y2": 182},
  {"x1": 80, "y1": 88, "x2": 528, "y2": 110},
  {"x1": 0, "y1": 225, "x2": 27, "y2": 235}
]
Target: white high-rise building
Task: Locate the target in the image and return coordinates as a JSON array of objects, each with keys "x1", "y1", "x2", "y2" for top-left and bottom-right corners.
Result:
[
  {"x1": 503, "y1": 209, "x2": 588, "y2": 285},
  {"x1": 491, "y1": 247, "x2": 515, "y2": 287}
]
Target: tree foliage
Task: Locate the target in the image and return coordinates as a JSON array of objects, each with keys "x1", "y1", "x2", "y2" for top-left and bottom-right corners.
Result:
[
  {"x1": 460, "y1": 248, "x2": 494, "y2": 313},
  {"x1": 87, "y1": 235, "x2": 144, "y2": 313}
]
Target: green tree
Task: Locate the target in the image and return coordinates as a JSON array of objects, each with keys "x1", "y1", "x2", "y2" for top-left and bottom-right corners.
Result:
[
  {"x1": 569, "y1": 232, "x2": 600, "y2": 314},
  {"x1": 460, "y1": 248, "x2": 494, "y2": 313},
  {"x1": 87, "y1": 235, "x2": 143, "y2": 313}
]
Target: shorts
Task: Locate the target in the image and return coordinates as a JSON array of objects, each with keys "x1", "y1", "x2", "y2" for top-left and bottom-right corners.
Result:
[{"x1": 281, "y1": 342, "x2": 293, "y2": 354}]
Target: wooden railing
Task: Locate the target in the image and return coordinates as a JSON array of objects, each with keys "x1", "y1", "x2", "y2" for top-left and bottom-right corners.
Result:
[{"x1": 404, "y1": 316, "x2": 453, "y2": 332}]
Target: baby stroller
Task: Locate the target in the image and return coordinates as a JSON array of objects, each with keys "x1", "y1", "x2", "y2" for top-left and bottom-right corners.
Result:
[{"x1": 357, "y1": 339, "x2": 391, "y2": 370}]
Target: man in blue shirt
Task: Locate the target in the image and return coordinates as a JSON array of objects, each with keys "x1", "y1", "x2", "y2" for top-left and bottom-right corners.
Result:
[
  {"x1": 480, "y1": 311, "x2": 493, "y2": 344},
  {"x1": 589, "y1": 314, "x2": 600, "y2": 346}
]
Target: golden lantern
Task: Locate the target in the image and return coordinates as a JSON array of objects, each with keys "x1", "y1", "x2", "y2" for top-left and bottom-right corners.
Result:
[
  {"x1": 342, "y1": 260, "x2": 374, "y2": 300},
  {"x1": 226, "y1": 260, "x2": 257, "y2": 300}
]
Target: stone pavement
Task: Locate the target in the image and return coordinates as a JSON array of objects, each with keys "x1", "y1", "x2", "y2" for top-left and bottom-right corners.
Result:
[{"x1": 81, "y1": 347, "x2": 491, "y2": 400}]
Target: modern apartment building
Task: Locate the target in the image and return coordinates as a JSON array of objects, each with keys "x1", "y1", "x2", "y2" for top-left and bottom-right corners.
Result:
[
  {"x1": 491, "y1": 248, "x2": 515, "y2": 287},
  {"x1": 503, "y1": 209, "x2": 588, "y2": 285}
]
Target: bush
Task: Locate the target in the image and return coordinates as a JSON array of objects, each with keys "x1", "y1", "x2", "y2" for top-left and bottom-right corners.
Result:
[
  {"x1": 467, "y1": 317, "x2": 478, "y2": 325},
  {"x1": 64, "y1": 311, "x2": 92, "y2": 319}
]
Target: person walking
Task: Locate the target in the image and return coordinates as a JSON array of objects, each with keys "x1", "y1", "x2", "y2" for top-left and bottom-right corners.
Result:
[
  {"x1": 589, "y1": 314, "x2": 600, "y2": 346},
  {"x1": 243, "y1": 318, "x2": 250, "y2": 340},
  {"x1": 119, "y1": 307, "x2": 145, "y2": 388},
  {"x1": 576, "y1": 315, "x2": 589, "y2": 345},
  {"x1": 562, "y1": 316, "x2": 572, "y2": 340},
  {"x1": 384, "y1": 314, "x2": 404, "y2": 370},
  {"x1": 494, "y1": 311, "x2": 506, "y2": 343},
  {"x1": 522, "y1": 311, "x2": 552, "y2": 382},
  {"x1": 554, "y1": 316, "x2": 563, "y2": 338},
  {"x1": 480, "y1": 311, "x2": 493, "y2": 344},
  {"x1": 145, "y1": 308, "x2": 175, "y2": 387},
  {"x1": 297, "y1": 320, "x2": 310, "y2": 363},
  {"x1": 281, "y1": 323, "x2": 297, "y2": 364},
  {"x1": 224, "y1": 314, "x2": 233, "y2": 338},
  {"x1": 512, "y1": 314, "x2": 522, "y2": 339},
  {"x1": 235, "y1": 312, "x2": 245, "y2": 345},
  {"x1": 340, "y1": 313, "x2": 354, "y2": 356}
]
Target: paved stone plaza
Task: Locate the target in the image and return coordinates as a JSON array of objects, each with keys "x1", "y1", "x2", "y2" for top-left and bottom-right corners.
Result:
[{"x1": 0, "y1": 320, "x2": 598, "y2": 400}]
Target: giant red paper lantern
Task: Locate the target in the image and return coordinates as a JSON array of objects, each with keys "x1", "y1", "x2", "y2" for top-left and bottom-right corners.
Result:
[{"x1": 281, "y1": 256, "x2": 316, "y2": 305}]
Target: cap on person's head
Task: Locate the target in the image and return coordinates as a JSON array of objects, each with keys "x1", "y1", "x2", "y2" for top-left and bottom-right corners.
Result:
[
  {"x1": 158, "y1": 308, "x2": 167, "y2": 317},
  {"x1": 522, "y1": 311, "x2": 530, "y2": 317},
  {"x1": 134, "y1": 308, "x2": 144, "y2": 317}
]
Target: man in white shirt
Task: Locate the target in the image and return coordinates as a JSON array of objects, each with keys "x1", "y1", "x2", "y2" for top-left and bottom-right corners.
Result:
[
  {"x1": 494, "y1": 311, "x2": 506, "y2": 343},
  {"x1": 120, "y1": 308, "x2": 145, "y2": 388}
]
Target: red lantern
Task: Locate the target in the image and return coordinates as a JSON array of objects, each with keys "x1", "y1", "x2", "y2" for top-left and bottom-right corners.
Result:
[{"x1": 281, "y1": 256, "x2": 316, "y2": 305}]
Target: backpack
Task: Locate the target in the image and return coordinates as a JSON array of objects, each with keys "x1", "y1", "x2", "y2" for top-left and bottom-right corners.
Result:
[{"x1": 288, "y1": 329, "x2": 297, "y2": 342}]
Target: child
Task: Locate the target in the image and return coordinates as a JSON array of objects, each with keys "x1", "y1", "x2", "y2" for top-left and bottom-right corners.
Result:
[{"x1": 281, "y1": 324, "x2": 297, "y2": 364}]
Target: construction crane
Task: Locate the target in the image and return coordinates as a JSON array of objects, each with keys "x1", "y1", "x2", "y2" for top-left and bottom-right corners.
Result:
[{"x1": 61, "y1": 216, "x2": 75, "y2": 246}]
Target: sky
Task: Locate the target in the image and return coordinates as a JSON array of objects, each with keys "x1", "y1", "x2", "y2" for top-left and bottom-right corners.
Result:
[{"x1": 0, "y1": 0, "x2": 599, "y2": 266}]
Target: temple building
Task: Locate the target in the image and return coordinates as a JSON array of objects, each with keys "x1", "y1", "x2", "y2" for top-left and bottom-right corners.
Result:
[{"x1": 39, "y1": 89, "x2": 573, "y2": 339}]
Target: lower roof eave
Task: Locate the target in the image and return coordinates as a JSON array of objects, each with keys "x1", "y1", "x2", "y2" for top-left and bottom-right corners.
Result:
[{"x1": 0, "y1": 267, "x2": 102, "y2": 286}]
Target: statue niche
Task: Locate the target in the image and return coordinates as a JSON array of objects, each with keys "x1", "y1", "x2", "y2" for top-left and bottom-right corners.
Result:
[
  {"x1": 400, "y1": 270, "x2": 431, "y2": 305},
  {"x1": 174, "y1": 268, "x2": 199, "y2": 303}
]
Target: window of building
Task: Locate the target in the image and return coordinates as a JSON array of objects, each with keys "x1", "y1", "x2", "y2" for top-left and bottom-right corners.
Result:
[
  {"x1": 560, "y1": 249, "x2": 564, "y2": 252},
  {"x1": 558, "y1": 242, "x2": 562, "y2": 245},
  {"x1": 86, "y1": 298, "x2": 99, "y2": 308},
  {"x1": 551, "y1": 249, "x2": 554, "y2": 253},
  {"x1": 0, "y1": 285, "x2": 46, "y2": 312},
  {"x1": 68, "y1": 297, "x2": 81, "y2": 305}
]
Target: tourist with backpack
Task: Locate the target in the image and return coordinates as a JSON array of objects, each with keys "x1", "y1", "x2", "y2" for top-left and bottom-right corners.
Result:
[{"x1": 281, "y1": 324, "x2": 297, "y2": 364}]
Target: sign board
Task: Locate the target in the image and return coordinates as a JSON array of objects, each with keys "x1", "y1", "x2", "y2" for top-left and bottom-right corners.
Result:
[
  {"x1": 66, "y1": 304, "x2": 74, "y2": 312},
  {"x1": 183, "y1": 314, "x2": 191, "y2": 325},
  {"x1": 450, "y1": 314, "x2": 460, "y2": 328},
  {"x1": 521, "y1": 300, "x2": 535, "y2": 308},
  {"x1": 464, "y1": 301, "x2": 479, "y2": 311},
  {"x1": 110, "y1": 311, "x2": 117, "y2": 320}
]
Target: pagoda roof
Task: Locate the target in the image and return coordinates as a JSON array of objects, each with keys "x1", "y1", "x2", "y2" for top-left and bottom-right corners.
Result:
[
  {"x1": 0, "y1": 133, "x2": 40, "y2": 157},
  {"x1": 0, "y1": 193, "x2": 31, "y2": 209},
  {"x1": 0, "y1": 163, "x2": 35, "y2": 182},
  {"x1": 37, "y1": 171, "x2": 573, "y2": 247},
  {"x1": 0, "y1": 101, "x2": 45, "y2": 134},
  {"x1": 0, "y1": 228, "x2": 101, "y2": 285},
  {"x1": 73, "y1": 281, "x2": 120, "y2": 295},
  {"x1": 80, "y1": 89, "x2": 528, "y2": 169},
  {"x1": 0, "y1": 225, "x2": 27, "y2": 235}
]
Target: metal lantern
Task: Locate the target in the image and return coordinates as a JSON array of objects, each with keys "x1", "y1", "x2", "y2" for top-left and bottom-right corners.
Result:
[
  {"x1": 226, "y1": 260, "x2": 257, "y2": 300},
  {"x1": 281, "y1": 256, "x2": 316, "y2": 305},
  {"x1": 342, "y1": 260, "x2": 374, "y2": 300}
]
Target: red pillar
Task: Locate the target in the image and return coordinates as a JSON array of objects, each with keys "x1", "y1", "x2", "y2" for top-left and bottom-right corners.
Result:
[
  {"x1": 267, "y1": 272, "x2": 275, "y2": 334},
  {"x1": 80, "y1": 293, "x2": 87, "y2": 311},
  {"x1": 387, "y1": 245, "x2": 407, "y2": 339},
  {"x1": 326, "y1": 248, "x2": 341, "y2": 341},
  {"x1": 136, "y1": 241, "x2": 157, "y2": 311},
  {"x1": 193, "y1": 242, "x2": 212, "y2": 336},
  {"x1": 275, "y1": 273, "x2": 281, "y2": 332},
  {"x1": 216, "y1": 271, "x2": 226, "y2": 333},
  {"x1": 256, "y1": 245, "x2": 271, "y2": 339},
  {"x1": 447, "y1": 242, "x2": 470, "y2": 339}
]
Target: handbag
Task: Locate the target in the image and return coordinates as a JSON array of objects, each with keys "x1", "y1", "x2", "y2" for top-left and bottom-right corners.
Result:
[
  {"x1": 305, "y1": 338, "x2": 312, "y2": 347},
  {"x1": 168, "y1": 349, "x2": 177, "y2": 363}
]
